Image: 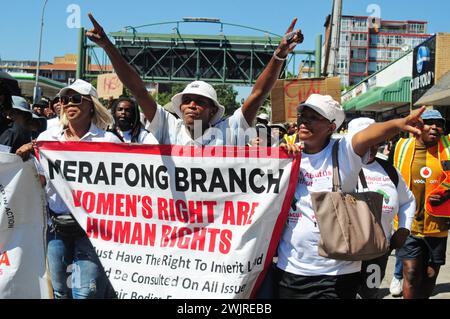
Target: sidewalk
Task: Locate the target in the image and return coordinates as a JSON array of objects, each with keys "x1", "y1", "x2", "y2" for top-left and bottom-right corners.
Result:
[{"x1": 380, "y1": 238, "x2": 450, "y2": 299}]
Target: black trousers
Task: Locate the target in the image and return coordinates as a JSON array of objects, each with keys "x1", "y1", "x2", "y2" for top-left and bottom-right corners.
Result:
[{"x1": 274, "y1": 268, "x2": 361, "y2": 299}]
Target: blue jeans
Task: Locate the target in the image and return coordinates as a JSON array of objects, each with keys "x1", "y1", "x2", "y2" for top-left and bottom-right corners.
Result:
[
  {"x1": 47, "y1": 228, "x2": 109, "y2": 299},
  {"x1": 394, "y1": 256, "x2": 403, "y2": 280}
]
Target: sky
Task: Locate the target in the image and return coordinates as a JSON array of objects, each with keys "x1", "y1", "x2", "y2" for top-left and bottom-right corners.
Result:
[{"x1": 1, "y1": 0, "x2": 449, "y2": 99}]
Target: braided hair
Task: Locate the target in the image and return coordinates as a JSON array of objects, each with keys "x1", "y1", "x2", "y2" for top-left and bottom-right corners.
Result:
[
  {"x1": 110, "y1": 97, "x2": 142, "y2": 143},
  {"x1": 0, "y1": 80, "x2": 13, "y2": 112}
]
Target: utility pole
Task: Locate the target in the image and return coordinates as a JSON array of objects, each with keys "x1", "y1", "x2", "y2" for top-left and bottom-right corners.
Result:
[
  {"x1": 327, "y1": 0, "x2": 342, "y2": 77},
  {"x1": 33, "y1": 0, "x2": 49, "y2": 104}
]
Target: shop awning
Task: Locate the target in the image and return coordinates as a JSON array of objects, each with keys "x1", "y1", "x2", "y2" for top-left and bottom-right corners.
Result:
[
  {"x1": 356, "y1": 77, "x2": 411, "y2": 112},
  {"x1": 9, "y1": 72, "x2": 65, "y2": 99},
  {"x1": 414, "y1": 70, "x2": 450, "y2": 106},
  {"x1": 343, "y1": 96, "x2": 359, "y2": 111},
  {"x1": 343, "y1": 77, "x2": 411, "y2": 112}
]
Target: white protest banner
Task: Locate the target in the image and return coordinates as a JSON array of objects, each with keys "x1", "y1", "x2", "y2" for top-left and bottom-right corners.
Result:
[
  {"x1": 0, "y1": 153, "x2": 51, "y2": 299},
  {"x1": 37, "y1": 142, "x2": 300, "y2": 299}
]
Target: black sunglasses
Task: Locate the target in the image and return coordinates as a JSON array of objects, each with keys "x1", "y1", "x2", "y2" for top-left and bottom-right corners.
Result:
[
  {"x1": 423, "y1": 119, "x2": 445, "y2": 127},
  {"x1": 60, "y1": 94, "x2": 91, "y2": 105}
]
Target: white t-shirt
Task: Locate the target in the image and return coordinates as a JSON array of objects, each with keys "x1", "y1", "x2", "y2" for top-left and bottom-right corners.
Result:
[
  {"x1": 145, "y1": 105, "x2": 250, "y2": 146},
  {"x1": 37, "y1": 123, "x2": 122, "y2": 215},
  {"x1": 117, "y1": 127, "x2": 156, "y2": 144},
  {"x1": 46, "y1": 117, "x2": 61, "y2": 130},
  {"x1": 277, "y1": 135, "x2": 365, "y2": 276},
  {"x1": 359, "y1": 160, "x2": 415, "y2": 239}
]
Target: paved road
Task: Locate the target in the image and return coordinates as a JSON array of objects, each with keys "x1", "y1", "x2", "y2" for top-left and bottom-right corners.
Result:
[{"x1": 380, "y1": 238, "x2": 450, "y2": 299}]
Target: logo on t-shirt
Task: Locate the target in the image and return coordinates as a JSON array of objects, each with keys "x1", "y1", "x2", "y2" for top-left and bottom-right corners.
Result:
[
  {"x1": 376, "y1": 189, "x2": 390, "y2": 204},
  {"x1": 420, "y1": 167, "x2": 432, "y2": 179}
]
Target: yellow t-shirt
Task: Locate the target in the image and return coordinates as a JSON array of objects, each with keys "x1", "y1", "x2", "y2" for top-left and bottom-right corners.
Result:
[
  {"x1": 410, "y1": 144, "x2": 426, "y2": 233},
  {"x1": 410, "y1": 143, "x2": 448, "y2": 237}
]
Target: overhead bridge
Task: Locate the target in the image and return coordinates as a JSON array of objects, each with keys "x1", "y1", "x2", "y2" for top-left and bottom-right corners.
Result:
[{"x1": 78, "y1": 19, "x2": 319, "y2": 85}]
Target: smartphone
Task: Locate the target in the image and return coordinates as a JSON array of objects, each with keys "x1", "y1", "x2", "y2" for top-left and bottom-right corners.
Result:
[{"x1": 284, "y1": 31, "x2": 297, "y2": 43}]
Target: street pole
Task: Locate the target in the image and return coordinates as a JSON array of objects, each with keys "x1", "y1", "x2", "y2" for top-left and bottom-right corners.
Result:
[{"x1": 33, "y1": 0, "x2": 49, "y2": 104}]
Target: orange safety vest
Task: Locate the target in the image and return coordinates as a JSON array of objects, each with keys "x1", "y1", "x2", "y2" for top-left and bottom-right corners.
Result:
[{"x1": 393, "y1": 136, "x2": 450, "y2": 235}]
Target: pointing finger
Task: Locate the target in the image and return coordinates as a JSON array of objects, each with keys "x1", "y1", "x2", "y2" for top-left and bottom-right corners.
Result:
[
  {"x1": 285, "y1": 18, "x2": 297, "y2": 34},
  {"x1": 88, "y1": 13, "x2": 102, "y2": 31}
]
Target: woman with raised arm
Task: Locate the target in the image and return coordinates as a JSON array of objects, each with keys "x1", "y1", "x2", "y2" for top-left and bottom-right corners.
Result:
[{"x1": 274, "y1": 94, "x2": 425, "y2": 299}]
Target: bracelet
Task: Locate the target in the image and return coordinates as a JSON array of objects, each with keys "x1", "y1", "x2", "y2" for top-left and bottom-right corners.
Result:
[{"x1": 273, "y1": 50, "x2": 287, "y2": 61}]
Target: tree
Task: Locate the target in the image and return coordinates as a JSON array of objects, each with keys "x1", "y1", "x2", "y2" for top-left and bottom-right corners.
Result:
[
  {"x1": 155, "y1": 83, "x2": 186, "y2": 110},
  {"x1": 213, "y1": 84, "x2": 239, "y2": 116}
]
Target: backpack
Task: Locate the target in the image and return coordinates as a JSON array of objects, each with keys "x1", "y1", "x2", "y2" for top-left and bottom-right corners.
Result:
[{"x1": 375, "y1": 156, "x2": 399, "y2": 188}]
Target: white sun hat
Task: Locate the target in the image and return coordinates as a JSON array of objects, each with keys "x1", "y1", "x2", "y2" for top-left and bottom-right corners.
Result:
[
  {"x1": 298, "y1": 94, "x2": 345, "y2": 132},
  {"x1": 171, "y1": 81, "x2": 225, "y2": 125}
]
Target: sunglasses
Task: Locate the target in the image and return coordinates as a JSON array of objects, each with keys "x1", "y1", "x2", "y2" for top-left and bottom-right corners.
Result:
[
  {"x1": 423, "y1": 119, "x2": 445, "y2": 128},
  {"x1": 181, "y1": 95, "x2": 214, "y2": 108},
  {"x1": 60, "y1": 94, "x2": 91, "y2": 105}
]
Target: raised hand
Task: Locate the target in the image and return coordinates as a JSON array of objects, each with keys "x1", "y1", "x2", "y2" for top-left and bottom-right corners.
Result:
[
  {"x1": 275, "y1": 18, "x2": 304, "y2": 59},
  {"x1": 400, "y1": 106, "x2": 426, "y2": 137},
  {"x1": 86, "y1": 13, "x2": 111, "y2": 48}
]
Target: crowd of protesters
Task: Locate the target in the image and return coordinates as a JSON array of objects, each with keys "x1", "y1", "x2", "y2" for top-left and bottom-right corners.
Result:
[{"x1": 0, "y1": 13, "x2": 449, "y2": 300}]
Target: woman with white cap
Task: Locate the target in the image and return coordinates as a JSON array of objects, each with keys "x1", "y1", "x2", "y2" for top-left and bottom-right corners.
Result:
[
  {"x1": 347, "y1": 117, "x2": 415, "y2": 299},
  {"x1": 274, "y1": 94, "x2": 425, "y2": 299},
  {"x1": 16, "y1": 80, "x2": 122, "y2": 299},
  {"x1": 85, "y1": 14, "x2": 303, "y2": 146}
]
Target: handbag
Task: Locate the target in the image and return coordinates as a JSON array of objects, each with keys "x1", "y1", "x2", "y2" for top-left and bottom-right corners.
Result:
[
  {"x1": 49, "y1": 209, "x2": 85, "y2": 238},
  {"x1": 311, "y1": 139, "x2": 389, "y2": 261}
]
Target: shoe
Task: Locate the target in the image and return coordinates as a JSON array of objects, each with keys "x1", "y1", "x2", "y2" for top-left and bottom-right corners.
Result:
[{"x1": 389, "y1": 277, "x2": 403, "y2": 297}]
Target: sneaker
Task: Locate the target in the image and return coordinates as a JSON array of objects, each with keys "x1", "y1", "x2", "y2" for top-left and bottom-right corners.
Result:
[{"x1": 389, "y1": 277, "x2": 403, "y2": 297}]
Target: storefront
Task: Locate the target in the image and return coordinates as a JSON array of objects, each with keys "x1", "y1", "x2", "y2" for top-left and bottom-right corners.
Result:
[
  {"x1": 412, "y1": 33, "x2": 450, "y2": 131},
  {"x1": 342, "y1": 33, "x2": 450, "y2": 134},
  {"x1": 342, "y1": 51, "x2": 413, "y2": 124}
]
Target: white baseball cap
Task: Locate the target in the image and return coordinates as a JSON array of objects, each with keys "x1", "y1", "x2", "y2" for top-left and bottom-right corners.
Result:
[
  {"x1": 59, "y1": 79, "x2": 98, "y2": 98},
  {"x1": 171, "y1": 81, "x2": 225, "y2": 125},
  {"x1": 298, "y1": 94, "x2": 345, "y2": 132},
  {"x1": 347, "y1": 117, "x2": 375, "y2": 134}
]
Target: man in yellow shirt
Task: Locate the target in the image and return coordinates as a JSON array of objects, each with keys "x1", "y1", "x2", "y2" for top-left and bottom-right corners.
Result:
[{"x1": 393, "y1": 109, "x2": 450, "y2": 299}]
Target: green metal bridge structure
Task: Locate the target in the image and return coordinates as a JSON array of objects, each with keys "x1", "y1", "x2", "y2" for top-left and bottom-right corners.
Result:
[{"x1": 76, "y1": 18, "x2": 322, "y2": 85}]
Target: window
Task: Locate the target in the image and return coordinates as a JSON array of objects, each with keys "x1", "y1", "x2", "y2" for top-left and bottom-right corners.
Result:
[
  {"x1": 350, "y1": 62, "x2": 366, "y2": 73},
  {"x1": 340, "y1": 33, "x2": 350, "y2": 46},
  {"x1": 351, "y1": 48, "x2": 367, "y2": 60},
  {"x1": 341, "y1": 19, "x2": 351, "y2": 32},
  {"x1": 351, "y1": 33, "x2": 368, "y2": 46},
  {"x1": 409, "y1": 23, "x2": 426, "y2": 34},
  {"x1": 351, "y1": 18, "x2": 368, "y2": 32}
]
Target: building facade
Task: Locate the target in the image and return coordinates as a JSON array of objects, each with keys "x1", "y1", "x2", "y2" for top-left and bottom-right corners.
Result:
[
  {"x1": 1, "y1": 54, "x2": 112, "y2": 85},
  {"x1": 0, "y1": 60, "x2": 51, "y2": 73},
  {"x1": 324, "y1": 15, "x2": 431, "y2": 87}
]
